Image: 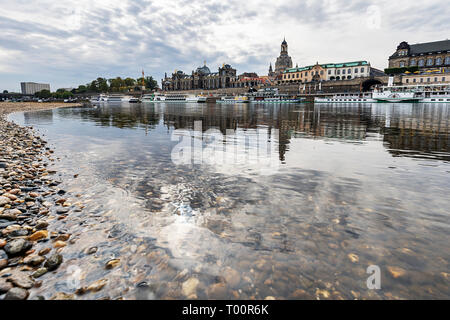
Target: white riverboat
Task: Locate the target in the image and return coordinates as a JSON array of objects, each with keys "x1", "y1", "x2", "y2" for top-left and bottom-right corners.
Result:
[
  {"x1": 409, "y1": 83, "x2": 450, "y2": 103},
  {"x1": 315, "y1": 92, "x2": 376, "y2": 103},
  {"x1": 217, "y1": 95, "x2": 249, "y2": 103},
  {"x1": 142, "y1": 93, "x2": 206, "y2": 103},
  {"x1": 372, "y1": 85, "x2": 420, "y2": 103},
  {"x1": 90, "y1": 94, "x2": 108, "y2": 104},
  {"x1": 248, "y1": 88, "x2": 305, "y2": 103},
  {"x1": 106, "y1": 94, "x2": 125, "y2": 103}
]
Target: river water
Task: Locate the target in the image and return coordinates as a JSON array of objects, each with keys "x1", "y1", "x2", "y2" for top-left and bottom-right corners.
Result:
[{"x1": 9, "y1": 102, "x2": 450, "y2": 300}]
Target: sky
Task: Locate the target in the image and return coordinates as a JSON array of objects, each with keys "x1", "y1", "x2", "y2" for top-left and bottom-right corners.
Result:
[{"x1": 0, "y1": 0, "x2": 449, "y2": 92}]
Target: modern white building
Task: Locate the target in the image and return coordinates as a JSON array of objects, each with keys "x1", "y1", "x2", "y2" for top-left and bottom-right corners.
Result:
[{"x1": 20, "y1": 82, "x2": 51, "y2": 95}]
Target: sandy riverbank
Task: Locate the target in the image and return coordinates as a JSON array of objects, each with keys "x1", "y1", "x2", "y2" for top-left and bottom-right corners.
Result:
[{"x1": 0, "y1": 102, "x2": 82, "y2": 117}]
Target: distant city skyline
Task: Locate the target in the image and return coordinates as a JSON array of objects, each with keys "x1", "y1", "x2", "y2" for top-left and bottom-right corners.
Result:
[{"x1": 0, "y1": 0, "x2": 449, "y2": 92}]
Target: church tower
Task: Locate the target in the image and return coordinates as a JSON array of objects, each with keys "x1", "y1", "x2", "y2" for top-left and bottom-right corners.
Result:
[
  {"x1": 275, "y1": 38, "x2": 293, "y2": 75},
  {"x1": 268, "y1": 62, "x2": 275, "y2": 77}
]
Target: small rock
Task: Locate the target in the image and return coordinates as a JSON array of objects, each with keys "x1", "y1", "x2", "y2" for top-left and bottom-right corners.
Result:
[
  {"x1": 207, "y1": 282, "x2": 227, "y2": 299},
  {"x1": 44, "y1": 254, "x2": 63, "y2": 271},
  {"x1": 105, "y1": 259, "x2": 121, "y2": 269},
  {"x1": 0, "y1": 278, "x2": 13, "y2": 293},
  {"x1": 87, "y1": 279, "x2": 108, "y2": 292},
  {"x1": 0, "y1": 239, "x2": 6, "y2": 248},
  {"x1": 3, "y1": 238, "x2": 32, "y2": 257},
  {"x1": 387, "y1": 266, "x2": 406, "y2": 278},
  {"x1": 28, "y1": 230, "x2": 48, "y2": 241},
  {"x1": 348, "y1": 253, "x2": 359, "y2": 263},
  {"x1": 32, "y1": 268, "x2": 48, "y2": 278},
  {"x1": 182, "y1": 278, "x2": 199, "y2": 297},
  {"x1": 265, "y1": 296, "x2": 276, "y2": 300},
  {"x1": 38, "y1": 248, "x2": 51, "y2": 256},
  {"x1": 8, "y1": 271, "x2": 35, "y2": 289},
  {"x1": 50, "y1": 292, "x2": 75, "y2": 300},
  {"x1": 4, "y1": 287, "x2": 29, "y2": 300},
  {"x1": 35, "y1": 221, "x2": 49, "y2": 230},
  {"x1": 0, "y1": 196, "x2": 12, "y2": 206},
  {"x1": 53, "y1": 241, "x2": 66, "y2": 248},
  {"x1": 86, "y1": 247, "x2": 97, "y2": 255},
  {"x1": 24, "y1": 255, "x2": 45, "y2": 266}
]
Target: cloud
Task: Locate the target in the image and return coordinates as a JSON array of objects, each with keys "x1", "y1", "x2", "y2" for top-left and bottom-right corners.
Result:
[{"x1": 0, "y1": 0, "x2": 448, "y2": 92}]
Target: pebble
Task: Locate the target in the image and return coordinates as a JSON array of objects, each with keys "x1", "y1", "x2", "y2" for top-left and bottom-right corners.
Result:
[
  {"x1": 87, "y1": 279, "x2": 108, "y2": 292},
  {"x1": 28, "y1": 230, "x2": 48, "y2": 241},
  {"x1": 3, "y1": 238, "x2": 32, "y2": 257},
  {"x1": 23, "y1": 255, "x2": 45, "y2": 266},
  {"x1": 53, "y1": 241, "x2": 67, "y2": 248},
  {"x1": 8, "y1": 271, "x2": 35, "y2": 289},
  {"x1": 50, "y1": 292, "x2": 75, "y2": 300},
  {"x1": 388, "y1": 266, "x2": 406, "y2": 278},
  {"x1": 4, "y1": 287, "x2": 29, "y2": 300},
  {"x1": 0, "y1": 278, "x2": 13, "y2": 293},
  {"x1": 105, "y1": 259, "x2": 121, "y2": 269},
  {"x1": 0, "y1": 239, "x2": 6, "y2": 248},
  {"x1": 32, "y1": 268, "x2": 48, "y2": 278},
  {"x1": 87, "y1": 247, "x2": 98, "y2": 255},
  {"x1": 182, "y1": 278, "x2": 199, "y2": 297},
  {"x1": 348, "y1": 253, "x2": 359, "y2": 263},
  {"x1": 44, "y1": 254, "x2": 63, "y2": 271},
  {"x1": 38, "y1": 248, "x2": 51, "y2": 256}
]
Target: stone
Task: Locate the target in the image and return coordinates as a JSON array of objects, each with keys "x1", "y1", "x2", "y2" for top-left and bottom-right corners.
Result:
[
  {"x1": 264, "y1": 296, "x2": 276, "y2": 300},
  {"x1": 3, "y1": 238, "x2": 32, "y2": 257},
  {"x1": 0, "y1": 278, "x2": 13, "y2": 293},
  {"x1": 182, "y1": 278, "x2": 199, "y2": 297},
  {"x1": 387, "y1": 266, "x2": 406, "y2": 278},
  {"x1": 53, "y1": 241, "x2": 67, "y2": 248},
  {"x1": 28, "y1": 230, "x2": 48, "y2": 241},
  {"x1": 8, "y1": 271, "x2": 35, "y2": 289},
  {"x1": 54, "y1": 234, "x2": 70, "y2": 241},
  {"x1": 0, "y1": 196, "x2": 12, "y2": 205},
  {"x1": 87, "y1": 279, "x2": 108, "y2": 292},
  {"x1": 38, "y1": 248, "x2": 51, "y2": 256},
  {"x1": 35, "y1": 221, "x2": 49, "y2": 230},
  {"x1": 105, "y1": 259, "x2": 121, "y2": 269},
  {"x1": 223, "y1": 267, "x2": 241, "y2": 288},
  {"x1": 44, "y1": 254, "x2": 63, "y2": 271},
  {"x1": 32, "y1": 268, "x2": 48, "y2": 278},
  {"x1": 207, "y1": 282, "x2": 227, "y2": 299},
  {"x1": 348, "y1": 253, "x2": 359, "y2": 263},
  {"x1": 291, "y1": 289, "x2": 311, "y2": 299},
  {"x1": 87, "y1": 247, "x2": 98, "y2": 255},
  {"x1": 50, "y1": 292, "x2": 75, "y2": 300},
  {"x1": 0, "y1": 259, "x2": 7, "y2": 269},
  {"x1": 24, "y1": 255, "x2": 45, "y2": 266},
  {"x1": 4, "y1": 287, "x2": 29, "y2": 300},
  {"x1": 0, "y1": 239, "x2": 6, "y2": 248}
]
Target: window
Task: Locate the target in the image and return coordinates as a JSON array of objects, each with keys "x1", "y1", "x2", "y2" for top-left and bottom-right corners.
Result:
[
  {"x1": 413, "y1": 78, "x2": 416, "y2": 83},
  {"x1": 427, "y1": 78, "x2": 430, "y2": 82},
  {"x1": 347, "y1": 75, "x2": 351, "y2": 80},
  {"x1": 320, "y1": 71, "x2": 324, "y2": 75},
  {"x1": 342, "y1": 69, "x2": 346, "y2": 74},
  {"x1": 420, "y1": 78, "x2": 423, "y2": 83},
  {"x1": 445, "y1": 57, "x2": 450, "y2": 65},
  {"x1": 443, "y1": 77, "x2": 446, "y2": 82},
  {"x1": 436, "y1": 58, "x2": 442, "y2": 65},
  {"x1": 328, "y1": 70, "x2": 331, "y2": 75},
  {"x1": 426, "y1": 58, "x2": 434, "y2": 66},
  {"x1": 418, "y1": 59, "x2": 425, "y2": 66},
  {"x1": 336, "y1": 76, "x2": 340, "y2": 80},
  {"x1": 406, "y1": 79, "x2": 409, "y2": 83},
  {"x1": 337, "y1": 70, "x2": 340, "y2": 75},
  {"x1": 355, "y1": 68, "x2": 358, "y2": 73},
  {"x1": 399, "y1": 62, "x2": 405, "y2": 67},
  {"x1": 410, "y1": 59, "x2": 416, "y2": 66},
  {"x1": 305, "y1": 72, "x2": 308, "y2": 76},
  {"x1": 347, "y1": 68, "x2": 351, "y2": 74},
  {"x1": 434, "y1": 77, "x2": 438, "y2": 82}
]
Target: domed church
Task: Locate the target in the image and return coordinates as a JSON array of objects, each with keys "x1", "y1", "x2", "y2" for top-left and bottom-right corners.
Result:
[{"x1": 274, "y1": 38, "x2": 293, "y2": 75}]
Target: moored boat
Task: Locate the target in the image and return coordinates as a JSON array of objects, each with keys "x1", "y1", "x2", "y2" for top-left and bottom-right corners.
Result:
[{"x1": 217, "y1": 95, "x2": 249, "y2": 103}]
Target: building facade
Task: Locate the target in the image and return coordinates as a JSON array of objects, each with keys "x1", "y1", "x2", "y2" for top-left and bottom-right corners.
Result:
[
  {"x1": 20, "y1": 82, "x2": 51, "y2": 95},
  {"x1": 388, "y1": 40, "x2": 450, "y2": 70},
  {"x1": 273, "y1": 39, "x2": 293, "y2": 75},
  {"x1": 402, "y1": 72, "x2": 450, "y2": 85},
  {"x1": 278, "y1": 61, "x2": 373, "y2": 84},
  {"x1": 161, "y1": 63, "x2": 237, "y2": 91}
]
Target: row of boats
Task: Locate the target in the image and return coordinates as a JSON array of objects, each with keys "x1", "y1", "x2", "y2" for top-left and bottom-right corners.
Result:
[
  {"x1": 90, "y1": 88, "x2": 305, "y2": 105},
  {"x1": 90, "y1": 83, "x2": 450, "y2": 105}
]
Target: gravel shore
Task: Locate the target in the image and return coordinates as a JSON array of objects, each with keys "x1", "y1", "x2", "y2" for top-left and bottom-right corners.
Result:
[{"x1": 0, "y1": 102, "x2": 82, "y2": 300}]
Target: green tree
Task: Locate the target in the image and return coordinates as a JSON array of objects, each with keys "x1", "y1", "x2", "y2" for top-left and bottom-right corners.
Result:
[
  {"x1": 77, "y1": 85, "x2": 87, "y2": 93},
  {"x1": 2, "y1": 90, "x2": 8, "y2": 94},
  {"x1": 136, "y1": 76, "x2": 158, "y2": 90},
  {"x1": 109, "y1": 77, "x2": 124, "y2": 92},
  {"x1": 97, "y1": 78, "x2": 109, "y2": 92},
  {"x1": 124, "y1": 77, "x2": 136, "y2": 87},
  {"x1": 35, "y1": 89, "x2": 51, "y2": 99}
]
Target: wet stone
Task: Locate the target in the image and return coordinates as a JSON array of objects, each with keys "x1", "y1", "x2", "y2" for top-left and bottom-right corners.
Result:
[
  {"x1": 44, "y1": 254, "x2": 63, "y2": 271},
  {"x1": 8, "y1": 271, "x2": 35, "y2": 289},
  {"x1": 4, "y1": 287, "x2": 29, "y2": 300},
  {"x1": 3, "y1": 238, "x2": 32, "y2": 257}
]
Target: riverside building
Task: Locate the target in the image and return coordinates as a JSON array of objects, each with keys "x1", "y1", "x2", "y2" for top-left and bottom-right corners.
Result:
[{"x1": 20, "y1": 82, "x2": 51, "y2": 95}]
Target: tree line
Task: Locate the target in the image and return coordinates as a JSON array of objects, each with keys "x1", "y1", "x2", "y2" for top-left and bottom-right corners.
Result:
[{"x1": 75, "y1": 76, "x2": 158, "y2": 94}]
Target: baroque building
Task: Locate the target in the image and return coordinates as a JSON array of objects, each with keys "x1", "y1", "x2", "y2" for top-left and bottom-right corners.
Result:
[
  {"x1": 388, "y1": 40, "x2": 450, "y2": 70},
  {"x1": 162, "y1": 63, "x2": 237, "y2": 91},
  {"x1": 273, "y1": 38, "x2": 293, "y2": 75}
]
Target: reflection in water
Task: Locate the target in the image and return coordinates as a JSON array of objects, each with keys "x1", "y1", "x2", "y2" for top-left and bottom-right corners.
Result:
[{"x1": 10, "y1": 102, "x2": 450, "y2": 300}]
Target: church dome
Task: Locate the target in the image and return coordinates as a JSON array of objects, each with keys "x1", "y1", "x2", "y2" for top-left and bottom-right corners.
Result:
[
  {"x1": 282, "y1": 39, "x2": 287, "y2": 45},
  {"x1": 196, "y1": 65, "x2": 211, "y2": 75}
]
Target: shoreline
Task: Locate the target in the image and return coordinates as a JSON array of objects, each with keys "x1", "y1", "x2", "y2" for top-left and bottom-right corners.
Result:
[{"x1": 0, "y1": 102, "x2": 82, "y2": 300}]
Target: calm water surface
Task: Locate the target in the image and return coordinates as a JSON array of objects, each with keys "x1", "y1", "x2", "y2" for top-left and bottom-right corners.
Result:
[{"x1": 9, "y1": 102, "x2": 450, "y2": 299}]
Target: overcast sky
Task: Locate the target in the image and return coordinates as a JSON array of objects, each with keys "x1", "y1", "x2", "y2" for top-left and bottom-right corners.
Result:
[{"x1": 0, "y1": 0, "x2": 449, "y2": 92}]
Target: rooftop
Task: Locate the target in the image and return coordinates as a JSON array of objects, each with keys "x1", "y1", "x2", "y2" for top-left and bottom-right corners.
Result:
[{"x1": 284, "y1": 61, "x2": 369, "y2": 73}]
